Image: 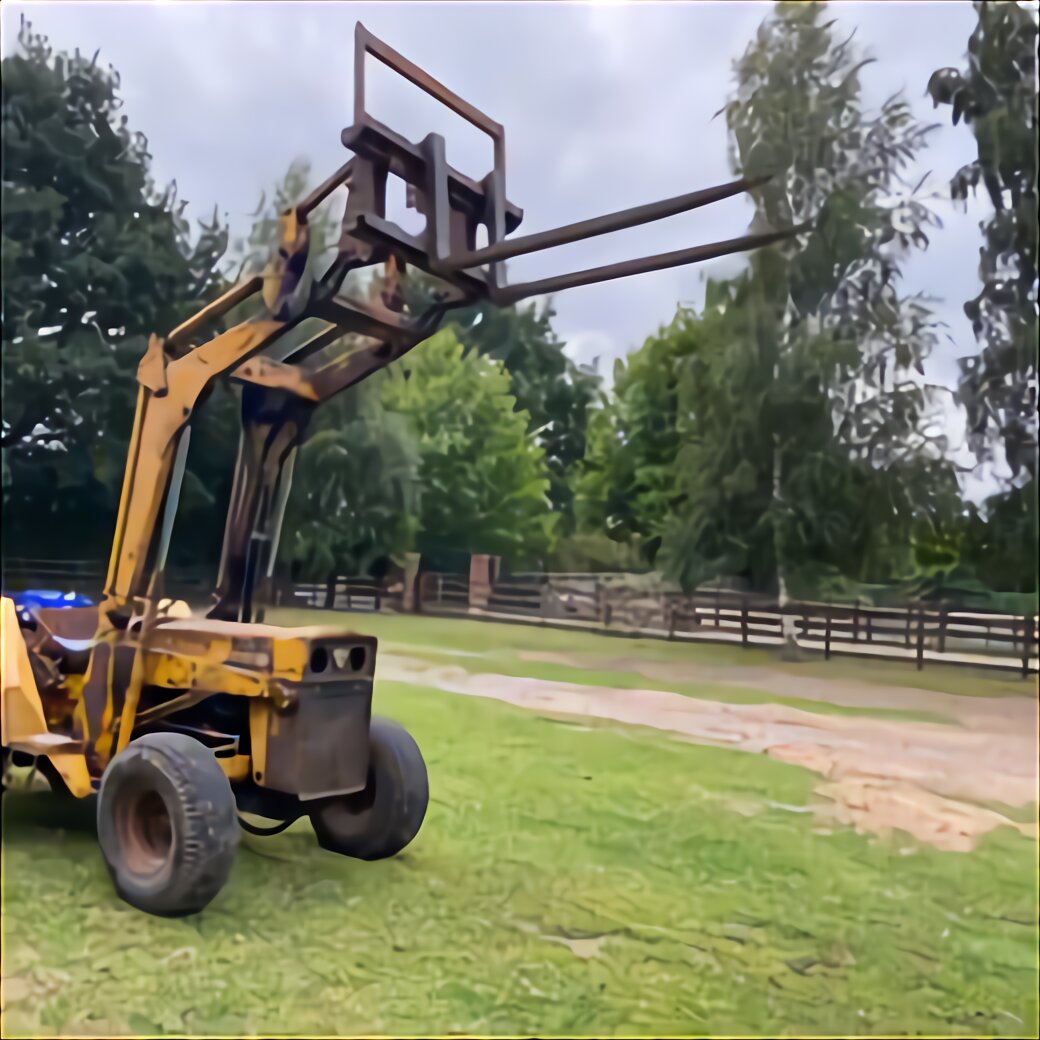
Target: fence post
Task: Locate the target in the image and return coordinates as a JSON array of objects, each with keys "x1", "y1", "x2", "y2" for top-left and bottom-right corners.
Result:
[
  {"x1": 938, "y1": 603, "x2": 948, "y2": 655},
  {"x1": 865, "y1": 610, "x2": 872, "y2": 643},
  {"x1": 346, "y1": 582, "x2": 352, "y2": 612},
  {"x1": 852, "y1": 600, "x2": 860, "y2": 643},
  {"x1": 916, "y1": 608, "x2": 925, "y2": 671},
  {"x1": 905, "y1": 605, "x2": 913, "y2": 649},
  {"x1": 740, "y1": 597, "x2": 749, "y2": 648},
  {"x1": 715, "y1": 587, "x2": 721, "y2": 630},
  {"x1": 824, "y1": 603, "x2": 832, "y2": 660},
  {"x1": 468, "y1": 554, "x2": 498, "y2": 611},
  {"x1": 667, "y1": 601, "x2": 676, "y2": 640},
  {"x1": 324, "y1": 574, "x2": 337, "y2": 611},
  {"x1": 1022, "y1": 615, "x2": 1035, "y2": 680}
]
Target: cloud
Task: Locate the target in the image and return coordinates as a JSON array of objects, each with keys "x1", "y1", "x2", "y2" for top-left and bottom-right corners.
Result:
[{"x1": 2, "y1": 1, "x2": 991, "y2": 420}]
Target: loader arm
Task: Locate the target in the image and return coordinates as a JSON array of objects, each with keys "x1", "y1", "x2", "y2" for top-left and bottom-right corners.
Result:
[{"x1": 103, "y1": 304, "x2": 286, "y2": 616}]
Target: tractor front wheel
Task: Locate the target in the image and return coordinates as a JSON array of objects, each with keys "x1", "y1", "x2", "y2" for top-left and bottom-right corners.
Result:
[
  {"x1": 97, "y1": 733, "x2": 240, "y2": 916},
  {"x1": 309, "y1": 717, "x2": 429, "y2": 861}
]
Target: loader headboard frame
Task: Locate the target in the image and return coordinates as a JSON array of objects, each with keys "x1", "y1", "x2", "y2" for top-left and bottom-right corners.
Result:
[
  {"x1": 339, "y1": 22, "x2": 521, "y2": 304},
  {"x1": 352, "y1": 23, "x2": 507, "y2": 173}
]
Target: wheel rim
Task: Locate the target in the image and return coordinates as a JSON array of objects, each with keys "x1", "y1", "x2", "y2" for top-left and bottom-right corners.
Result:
[{"x1": 115, "y1": 789, "x2": 174, "y2": 876}]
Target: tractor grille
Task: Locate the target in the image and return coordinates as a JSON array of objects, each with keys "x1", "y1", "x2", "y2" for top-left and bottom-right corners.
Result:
[{"x1": 262, "y1": 680, "x2": 372, "y2": 800}]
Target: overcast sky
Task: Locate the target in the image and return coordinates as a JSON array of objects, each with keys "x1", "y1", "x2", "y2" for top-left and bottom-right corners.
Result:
[{"x1": 1, "y1": 1, "x2": 1004, "y2": 492}]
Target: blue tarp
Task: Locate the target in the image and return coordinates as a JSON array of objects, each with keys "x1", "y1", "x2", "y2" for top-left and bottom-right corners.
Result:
[{"x1": 8, "y1": 589, "x2": 94, "y2": 610}]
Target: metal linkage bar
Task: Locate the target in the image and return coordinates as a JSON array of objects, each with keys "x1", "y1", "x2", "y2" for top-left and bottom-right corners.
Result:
[
  {"x1": 166, "y1": 276, "x2": 263, "y2": 348},
  {"x1": 444, "y1": 174, "x2": 772, "y2": 271},
  {"x1": 354, "y1": 22, "x2": 505, "y2": 146},
  {"x1": 495, "y1": 223, "x2": 812, "y2": 304},
  {"x1": 297, "y1": 160, "x2": 355, "y2": 218}
]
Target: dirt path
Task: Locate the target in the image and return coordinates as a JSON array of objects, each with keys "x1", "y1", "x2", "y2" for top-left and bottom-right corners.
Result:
[
  {"x1": 380, "y1": 654, "x2": 1039, "y2": 853},
  {"x1": 520, "y1": 649, "x2": 1035, "y2": 734}
]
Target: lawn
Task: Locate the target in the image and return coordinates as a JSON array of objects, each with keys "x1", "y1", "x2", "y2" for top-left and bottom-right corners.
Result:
[{"x1": 1, "y1": 613, "x2": 1037, "y2": 1037}]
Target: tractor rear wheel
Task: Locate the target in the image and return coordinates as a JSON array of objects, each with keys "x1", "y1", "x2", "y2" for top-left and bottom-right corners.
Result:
[
  {"x1": 97, "y1": 733, "x2": 240, "y2": 916},
  {"x1": 309, "y1": 717, "x2": 429, "y2": 861}
]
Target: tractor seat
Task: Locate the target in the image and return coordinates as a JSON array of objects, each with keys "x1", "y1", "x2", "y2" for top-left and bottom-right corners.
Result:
[
  {"x1": 48, "y1": 636, "x2": 94, "y2": 674},
  {"x1": 30, "y1": 606, "x2": 100, "y2": 674}
]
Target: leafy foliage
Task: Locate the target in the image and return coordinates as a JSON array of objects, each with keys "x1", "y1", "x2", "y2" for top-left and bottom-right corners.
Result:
[
  {"x1": 403, "y1": 268, "x2": 599, "y2": 535},
  {"x1": 444, "y1": 297, "x2": 599, "y2": 533},
  {"x1": 283, "y1": 378, "x2": 422, "y2": 579},
  {"x1": 718, "y1": 1, "x2": 949, "y2": 466},
  {"x1": 228, "y1": 157, "x2": 342, "y2": 288},
  {"x1": 546, "y1": 532, "x2": 651, "y2": 574},
  {"x1": 2, "y1": 7, "x2": 1032, "y2": 605},
  {"x1": 958, "y1": 484, "x2": 1039, "y2": 599},
  {"x1": 1, "y1": 18, "x2": 230, "y2": 564},
  {"x1": 380, "y1": 329, "x2": 558, "y2": 570},
  {"x1": 576, "y1": 316, "x2": 694, "y2": 560},
  {"x1": 927, "y1": 2, "x2": 1038, "y2": 483}
]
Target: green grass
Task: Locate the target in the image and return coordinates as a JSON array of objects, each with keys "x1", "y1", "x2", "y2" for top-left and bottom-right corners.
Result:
[{"x1": 2, "y1": 679, "x2": 1037, "y2": 1037}]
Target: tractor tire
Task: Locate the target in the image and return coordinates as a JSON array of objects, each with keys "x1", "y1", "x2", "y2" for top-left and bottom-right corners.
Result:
[
  {"x1": 309, "y1": 717, "x2": 429, "y2": 861},
  {"x1": 97, "y1": 732, "x2": 240, "y2": 916}
]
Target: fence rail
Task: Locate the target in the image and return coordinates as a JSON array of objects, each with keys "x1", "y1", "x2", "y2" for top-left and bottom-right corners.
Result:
[
  {"x1": 417, "y1": 571, "x2": 1039, "y2": 677},
  {"x1": 3, "y1": 560, "x2": 1036, "y2": 676}
]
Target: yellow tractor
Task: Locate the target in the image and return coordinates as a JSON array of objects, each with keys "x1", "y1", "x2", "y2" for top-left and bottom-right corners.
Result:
[{"x1": 1, "y1": 24, "x2": 800, "y2": 915}]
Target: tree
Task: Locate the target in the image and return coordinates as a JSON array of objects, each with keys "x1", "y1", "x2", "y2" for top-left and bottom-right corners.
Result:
[
  {"x1": 446, "y1": 297, "x2": 599, "y2": 533},
  {"x1": 380, "y1": 329, "x2": 558, "y2": 570},
  {"x1": 1, "y1": 18, "x2": 229, "y2": 566},
  {"x1": 927, "y1": 2, "x2": 1038, "y2": 485},
  {"x1": 403, "y1": 272, "x2": 598, "y2": 533},
  {"x1": 282, "y1": 377, "x2": 422, "y2": 579},
  {"x1": 659, "y1": 268, "x2": 962, "y2": 599},
  {"x1": 926, "y1": 2, "x2": 1037, "y2": 598},
  {"x1": 711, "y1": 1, "x2": 951, "y2": 596},
  {"x1": 580, "y1": 2, "x2": 958, "y2": 608},
  {"x1": 959, "y1": 485, "x2": 1038, "y2": 597},
  {"x1": 228, "y1": 157, "x2": 343, "y2": 287},
  {"x1": 576, "y1": 312, "x2": 698, "y2": 563}
]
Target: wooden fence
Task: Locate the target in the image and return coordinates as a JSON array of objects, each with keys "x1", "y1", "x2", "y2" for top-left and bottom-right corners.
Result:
[
  {"x1": 286, "y1": 576, "x2": 391, "y2": 613},
  {"x1": 4, "y1": 560, "x2": 1036, "y2": 676},
  {"x1": 416, "y1": 571, "x2": 1039, "y2": 677}
]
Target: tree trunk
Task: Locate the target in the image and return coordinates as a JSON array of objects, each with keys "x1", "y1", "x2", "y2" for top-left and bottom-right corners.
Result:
[{"x1": 772, "y1": 400, "x2": 801, "y2": 661}]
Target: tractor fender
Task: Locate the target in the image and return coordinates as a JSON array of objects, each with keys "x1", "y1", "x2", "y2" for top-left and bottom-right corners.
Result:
[{"x1": 1, "y1": 597, "x2": 93, "y2": 797}]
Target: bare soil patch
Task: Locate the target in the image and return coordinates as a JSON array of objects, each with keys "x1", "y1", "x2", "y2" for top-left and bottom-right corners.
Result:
[
  {"x1": 520, "y1": 649, "x2": 1035, "y2": 733},
  {"x1": 381, "y1": 654, "x2": 1038, "y2": 852}
]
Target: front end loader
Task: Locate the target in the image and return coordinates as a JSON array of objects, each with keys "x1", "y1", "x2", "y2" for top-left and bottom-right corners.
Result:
[{"x1": 0, "y1": 23, "x2": 804, "y2": 915}]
